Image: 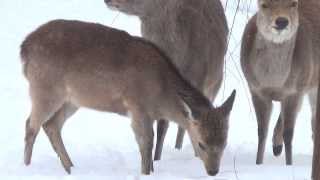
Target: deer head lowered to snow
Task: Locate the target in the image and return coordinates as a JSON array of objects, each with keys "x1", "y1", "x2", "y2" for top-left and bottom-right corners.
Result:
[{"x1": 104, "y1": 0, "x2": 229, "y2": 161}]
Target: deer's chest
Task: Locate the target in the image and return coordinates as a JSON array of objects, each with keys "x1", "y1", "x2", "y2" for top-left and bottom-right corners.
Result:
[{"x1": 250, "y1": 39, "x2": 295, "y2": 88}]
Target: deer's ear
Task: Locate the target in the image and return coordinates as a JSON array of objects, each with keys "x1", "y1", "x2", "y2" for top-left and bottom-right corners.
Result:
[
  {"x1": 182, "y1": 100, "x2": 196, "y2": 121},
  {"x1": 218, "y1": 90, "x2": 236, "y2": 116}
]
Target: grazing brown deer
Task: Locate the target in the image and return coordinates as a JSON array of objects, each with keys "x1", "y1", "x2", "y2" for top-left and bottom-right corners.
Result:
[
  {"x1": 21, "y1": 20, "x2": 236, "y2": 176},
  {"x1": 241, "y1": 0, "x2": 320, "y2": 165},
  {"x1": 104, "y1": 0, "x2": 229, "y2": 161}
]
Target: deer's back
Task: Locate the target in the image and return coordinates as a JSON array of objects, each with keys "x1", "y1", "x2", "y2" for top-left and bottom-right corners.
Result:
[
  {"x1": 20, "y1": 20, "x2": 182, "y2": 113},
  {"x1": 21, "y1": 20, "x2": 132, "y2": 67}
]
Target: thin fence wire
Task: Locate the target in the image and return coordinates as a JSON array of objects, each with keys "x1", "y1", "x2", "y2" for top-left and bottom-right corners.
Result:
[
  {"x1": 233, "y1": 149, "x2": 241, "y2": 180},
  {"x1": 222, "y1": 0, "x2": 255, "y2": 125},
  {"x1": 110, "y1": 12, "x2": 120, "y2": 26},
  {"x1": 222, "y1": 0, "x2": 240, "y2": 108},
  {"x1": 225, "y1": 1, "x2": 255, "y2": 179}
]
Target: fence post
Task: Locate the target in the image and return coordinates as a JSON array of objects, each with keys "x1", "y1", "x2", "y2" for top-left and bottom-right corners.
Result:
[{"x1": 312, "y1": 79, "x2": 320, "y2": 179}]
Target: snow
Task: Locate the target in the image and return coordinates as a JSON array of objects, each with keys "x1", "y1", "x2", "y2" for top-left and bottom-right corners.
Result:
[{"x1": 0, "y1": 0, "x2": 313, "y2": 179}]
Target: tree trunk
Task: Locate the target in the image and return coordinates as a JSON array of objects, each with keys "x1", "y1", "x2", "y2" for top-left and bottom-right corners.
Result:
[{"x1": 312, "y1": 79, "x2": 320, "y2": 180}]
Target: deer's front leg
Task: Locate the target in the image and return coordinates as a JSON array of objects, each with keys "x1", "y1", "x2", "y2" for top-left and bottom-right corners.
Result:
[
  {"x1": 251, "y1": 92, "x2": 273, "y2": 165},
  {"x1": 131, "y1": 113, "x2": 154, "y2": 175},
  {"x1": 281, "y1": 94, "x2": 303, "y2": 165}
]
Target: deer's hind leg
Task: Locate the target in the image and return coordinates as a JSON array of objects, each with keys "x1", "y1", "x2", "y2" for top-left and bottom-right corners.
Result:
[
  {"x1": 175, "y1": 126, "x2": 185, "y2": 150},
  {"x1": 24, "y1": 87, "x2": 65, "y2": 166},
  {"x1": 42, "y1": 103, "x2": 78, "y2": 174},
  {"x1": 154, "y1": 119, "x2": 169, "y2": 161},
  {"x1": 272, "y1": 114, "x2": 284, "y2": 156}
]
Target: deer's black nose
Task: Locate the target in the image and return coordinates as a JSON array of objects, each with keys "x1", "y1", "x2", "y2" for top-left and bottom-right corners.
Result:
[
  {"x1": 275, "y1": 17, "x2": 289, "y2": 30},
  {"x1": 104, "y1": 0, "x2": 111, "y2": 3},
  {"x1": 207, "y1": 169, "x2": 219, "y2": 176}
]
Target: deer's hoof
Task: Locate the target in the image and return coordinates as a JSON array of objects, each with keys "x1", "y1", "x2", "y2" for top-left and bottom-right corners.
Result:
[
  {"x1": 286, "y1": 159, "x2": 293, "y2": 166},
  {"x1": 256, "y1": 159, "x2": 263, "y2": 165},
  {"x1": 175, "y1": 143, "x2": 182, "y2": 150},
  {"x1": 273, "y1": 145, "x2": 283, "y2": 157},
  {"x1": 24, "y1": 147, "x2": 32, "y2": 166},
  {"x1": 63, "y1": 164, "x2": 72, "y2": 174}
]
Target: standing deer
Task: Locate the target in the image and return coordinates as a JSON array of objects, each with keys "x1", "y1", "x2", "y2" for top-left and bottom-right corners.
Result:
[
  {"x1": 104, "y1": 0, "x2": 229, "y2": 161},
  {"x1": 21, "y1": 20, "x2": 236, "y2": 175},
  {"x1": 241, "y1": 0, "x2": 320, "y2": 165}
]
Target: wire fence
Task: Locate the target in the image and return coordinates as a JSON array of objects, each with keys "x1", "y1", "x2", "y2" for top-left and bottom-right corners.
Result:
[
  {"x1": 222, "y1": 0, "x2": 256, "y2": 121},
  {"x1": 224, "y1": 1, "x2": 253, "y2": 179}
]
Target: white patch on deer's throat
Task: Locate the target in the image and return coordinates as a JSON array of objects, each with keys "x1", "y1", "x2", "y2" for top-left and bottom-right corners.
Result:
[{"x1": 259, "y1": 27, "x2": 296, "y2": 44}]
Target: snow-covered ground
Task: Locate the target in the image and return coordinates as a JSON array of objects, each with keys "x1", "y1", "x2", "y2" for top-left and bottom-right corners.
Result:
[{"x1": 0, "y1": 0, "x2": 313, "y2": 179}]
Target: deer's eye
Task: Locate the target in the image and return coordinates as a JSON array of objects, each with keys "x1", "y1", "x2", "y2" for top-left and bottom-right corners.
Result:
[
  {"x1": 290, "y1": 1, "x2": 298, "y2": 8},
  {"x1": 199, "y1": 142, "x2": 207, "y2": 151},
  {"x1": 261, "y1": 3, "x2": 269, "y2": 9}
]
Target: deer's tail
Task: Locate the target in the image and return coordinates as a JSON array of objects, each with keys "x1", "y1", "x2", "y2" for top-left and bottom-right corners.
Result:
[{"x1": 20, "y1": 40, "x2": 30, "y2": 78}]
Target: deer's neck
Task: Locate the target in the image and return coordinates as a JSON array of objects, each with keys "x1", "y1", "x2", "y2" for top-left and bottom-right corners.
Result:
[{"x1": 139, "y1": 0, "x2": 171, "y2": 20}]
